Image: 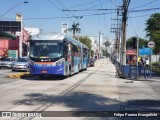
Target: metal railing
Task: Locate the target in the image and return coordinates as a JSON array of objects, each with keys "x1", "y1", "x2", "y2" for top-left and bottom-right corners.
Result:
[{"x1": 112, "y1": 58, "x2": 160, "y2": 80}]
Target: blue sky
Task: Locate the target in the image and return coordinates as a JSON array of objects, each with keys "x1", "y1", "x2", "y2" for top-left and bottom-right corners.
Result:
[{"x1": 0, "y1": 0, "x2": 160, "y2": 40}]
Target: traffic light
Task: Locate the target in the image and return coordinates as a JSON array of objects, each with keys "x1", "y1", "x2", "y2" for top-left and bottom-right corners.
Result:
[{"x1": 132, "y1": 37, "x2": 137, "y2": 49}]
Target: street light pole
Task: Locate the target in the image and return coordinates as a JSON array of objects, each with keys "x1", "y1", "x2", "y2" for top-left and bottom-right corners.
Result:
[
  {"x1": 122, "y1": 0, "x2": 130, "y2": 65},
  {"x1": 16, "y1": 14, "x2": 23, "y2": 58},
  {"x1": 98, "y1": 32, "x2": 104, "y2": 58},
  {"x1": 99, "y1": 31, "x2": 101, "y2": 57},
  {"x1": 136, "y1": 36, "x2": 139, "y2": 79}
]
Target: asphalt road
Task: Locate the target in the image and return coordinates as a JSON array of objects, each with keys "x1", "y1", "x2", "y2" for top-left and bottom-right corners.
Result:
[
  {"x1": 0, "y1": 59, "x2": 120, "y2": 120},
  {"x1": 0, "y1": 59, "x2": 159, "y2": 120},
  {"x1": 0, "y1": 69, "x2": 16, "y2": 84}
]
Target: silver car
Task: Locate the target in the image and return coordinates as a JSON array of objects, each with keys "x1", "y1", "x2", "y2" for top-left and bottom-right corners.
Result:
[
  {"x1": 11, "y1": 57, "x2": 29, "y2": 71},
  {"x1": 0, "y1": 58, "x2": 16, "y2": 69}
]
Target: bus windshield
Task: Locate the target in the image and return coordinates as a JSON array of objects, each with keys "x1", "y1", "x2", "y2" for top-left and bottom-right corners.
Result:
[{"x1": 29, "y1": 41, "x2": 63, "y2": 59}]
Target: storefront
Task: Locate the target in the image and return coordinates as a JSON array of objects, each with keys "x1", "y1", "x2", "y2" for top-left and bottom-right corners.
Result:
[{"x1": 126, "y1": 49, "x2": 136, "y2": 64}]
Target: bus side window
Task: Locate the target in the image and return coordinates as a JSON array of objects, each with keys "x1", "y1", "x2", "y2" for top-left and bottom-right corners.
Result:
[
  {"x1": 64, "y1": 45, "x2": 68, "y2": 60},
  {"x1": 64, "y1": 42, "x2": 71, "y2": 60}
]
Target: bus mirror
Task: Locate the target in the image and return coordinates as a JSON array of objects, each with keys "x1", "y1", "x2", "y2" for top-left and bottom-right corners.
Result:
[{"x1": 64, "y1": 41, "x2": 70, "y2": 45}]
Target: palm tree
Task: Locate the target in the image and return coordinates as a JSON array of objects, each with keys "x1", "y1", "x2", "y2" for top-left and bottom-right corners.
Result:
[{"x1": 68, "y1": 22, "x2": 81, "y2": 38}]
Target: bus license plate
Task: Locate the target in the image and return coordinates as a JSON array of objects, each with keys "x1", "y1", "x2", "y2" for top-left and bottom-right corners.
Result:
[{"x1": 41, "y1": 70, "x2": 47, "y2": 73}]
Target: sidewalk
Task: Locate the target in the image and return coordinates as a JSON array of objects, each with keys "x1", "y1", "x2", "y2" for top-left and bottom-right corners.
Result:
[
  {"x1": 109, "y1": 59, "x2": 160, "y2": 119},
  {"x1": 114, "y1": 60, "x2": 160, "y2": 82}
]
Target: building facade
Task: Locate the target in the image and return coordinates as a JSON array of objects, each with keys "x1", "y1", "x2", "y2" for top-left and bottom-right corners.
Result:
[{"x1": 0, "y1": 28, "x2": 29, "y2": 58}]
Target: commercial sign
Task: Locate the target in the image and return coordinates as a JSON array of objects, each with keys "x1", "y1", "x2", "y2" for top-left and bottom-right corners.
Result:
[{"x1": 8, "y1": 50, "x2": 18, "y2": 58}]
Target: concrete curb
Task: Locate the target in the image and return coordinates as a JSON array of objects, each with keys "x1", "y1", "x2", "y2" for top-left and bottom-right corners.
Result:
[
  {"x1": 110, "y1": 59, "x2": 125, "y2": 79},
  {"x1": 6, "y1": 72, "x2": 31, "y2": 78},
  {"x1": 116, "y1": 67, "x2": 125, "y2": 79}
]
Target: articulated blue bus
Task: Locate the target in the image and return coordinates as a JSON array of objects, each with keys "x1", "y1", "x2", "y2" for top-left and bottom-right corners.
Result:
[{"x1": 28, "y1": 33, "x2": 89, "y2": 77}]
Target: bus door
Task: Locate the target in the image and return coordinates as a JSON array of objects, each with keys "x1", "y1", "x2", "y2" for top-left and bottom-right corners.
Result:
[{"x1": 64, "y1": 42, "x2": 72, "y2": 74}]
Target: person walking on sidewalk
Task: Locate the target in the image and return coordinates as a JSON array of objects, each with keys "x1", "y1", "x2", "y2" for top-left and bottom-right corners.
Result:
[
  {"x1": 138, "y1": 57, "x2": 144, "y2": 76},
  {"x1": 145, "y1": 57, "x2": 149, "y2": 69}
]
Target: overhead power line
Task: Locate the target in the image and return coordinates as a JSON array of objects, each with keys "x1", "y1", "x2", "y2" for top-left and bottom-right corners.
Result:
[
  {"x1": 47, "y1": 0, "x2": 74, "y2": 22},
  {"x1": 130, "y1": 0, "x2": 160, "y2": 10},
  {"x1": 62, "y1": 7, "x2": 160, "y2": 13},
  {"x1": 90, "y1": 0, "x2": 102, "y2": 32},
  {"x1": 22, "y1": 12, "x2": 114, "y2": 20},
  {"x1": 65, "y1": 0, "x2": 100, "y2": 9},
  {"x1": 108, "y1": 0, "x2": 118, "y2": 8},
  {"x1": 129, "y1": 7, "x2": 160, "y2": 13},
  {"x1": 86, "y1": 0, "x2": 110, "y2": 10},
  {"x1": 48, "y1": 0, "x2": 61, "y2": 11},
  {"x1": 62, "y1": 8, "x2": 117, "y2": 11}
]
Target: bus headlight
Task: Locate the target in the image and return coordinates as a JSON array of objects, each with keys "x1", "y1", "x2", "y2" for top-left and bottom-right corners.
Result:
[
  {"x1": 56, "y1": 59, "x2": 64, "y2": 66},
  {"x1": 29, "y1": 60, "x2": 35, "y2": 66}
]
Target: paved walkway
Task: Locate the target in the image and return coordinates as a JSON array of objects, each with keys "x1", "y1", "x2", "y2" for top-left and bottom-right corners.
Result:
[{"x1": 112, "y1": 59, "x2": 160, "y2": 120}]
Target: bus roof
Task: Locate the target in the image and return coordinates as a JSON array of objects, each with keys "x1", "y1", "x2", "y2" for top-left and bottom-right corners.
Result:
[
  {"x1": 30, "y1": 33, "x2": 66, "y2": 40},
  {"x1": 30, "y1": 33, "x2": 88, "y2": 49}
]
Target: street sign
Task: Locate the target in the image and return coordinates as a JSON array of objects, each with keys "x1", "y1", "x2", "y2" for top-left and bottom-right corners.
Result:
[
  {"x1": 148, "y1": 41, "x2": 155, "y2": 48},
  {"x1": 8, "y1": 50, "x2": 18, "y2": 58}
]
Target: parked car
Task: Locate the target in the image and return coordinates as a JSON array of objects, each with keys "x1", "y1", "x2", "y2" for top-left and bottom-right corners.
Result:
[
  {"x1": 11, "y1": 57, "x2": 29, "y2": 71},
  {"x1": 0, "y1": 58, "x2": 16, "y2": 69}
]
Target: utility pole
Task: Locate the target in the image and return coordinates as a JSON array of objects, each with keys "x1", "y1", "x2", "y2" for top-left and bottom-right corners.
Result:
[
  {"x1": 121, "y1": 0, "x2": 131, "y2": 65},
  {"x1": 110, "y1": 8, "x2": 121, "y2": 63},
  {"x1": 16, "y1": 13, "x2": 23, "y2": 57},
  {"x1": 98, "y1": 31, "x2": 104, "y2": 58},
  {"x1": 116, "y1": 7, "x2": 121, "y2": 63},
  {"x1": 136, "y1": 36, "x2": 139, "y2": 78}
]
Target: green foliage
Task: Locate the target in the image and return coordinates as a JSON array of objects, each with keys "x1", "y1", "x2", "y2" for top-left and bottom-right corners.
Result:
[
  {"x1": 102, "y1": 49, "x2": 110, "y2": 57},
  {"x1": 126, "y1": 36, "x2": 148, "y2": 49},
  {"x1": 68, "y1": 22, "x2": 81, "y2": 38},
  {"x1": 90, "y1": 50, "x2": 94, "y2": 56},
  {"x1": 152, "y1": 62, "x2": 160, "y2": 73},
  {"x1": 75, "y1": 36, "x2": 92, "y2": 54},
  {"x1": 145, "y1": 13, "x2": 160, "y2": 53},
  {"x1": 104, "y1": 41, "x2": 111, "y2": 47},
  {"x1": 152, "y1": 62, "x2": 160, "y2": 66},
  {"x1": 145, "y1": 13, "x2": 160, "y2": 37}
]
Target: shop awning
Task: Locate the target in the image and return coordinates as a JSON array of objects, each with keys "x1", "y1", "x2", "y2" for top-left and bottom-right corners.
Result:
[
  {"x1": 0, "y1": 31, "x2": 17, "y2": 40},
  {"x1": 126, "y1": 50, "x2": 136, "y2": 55}
]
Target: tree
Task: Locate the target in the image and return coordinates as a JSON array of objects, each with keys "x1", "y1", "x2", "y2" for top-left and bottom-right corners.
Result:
[
  {"x1": 126, "y1": 36, "x2": 148, "y2": 49},
  {"x1": 102, "y1": 49, "x2": 110, "y2": 57},
  {"x1": 68, "y1": 22, "x2": 81, "y2": 38},
  {"x1": 145, "y1": 13, "x2": 160, "y2": 54},
  {"x1": 75, "y1": 36, "x2": 92, "y2": 55},
  {"x1": 104, "y1": 41, "x2": 111, "y2": 47}
]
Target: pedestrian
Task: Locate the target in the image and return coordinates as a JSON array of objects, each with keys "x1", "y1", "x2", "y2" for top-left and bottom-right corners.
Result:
[
  {"x1": 126, "y1": 55, "x2": 130, "y2": 64},
  {"x1": 145, "y1": 57, "x2": 149, "y2": 69},
  {"x1": 138, "y1": 57, "x2": 144, "y2": 75},
  {"x1": 143, "y1": 58, "x2": 146, "y2": 66}
]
